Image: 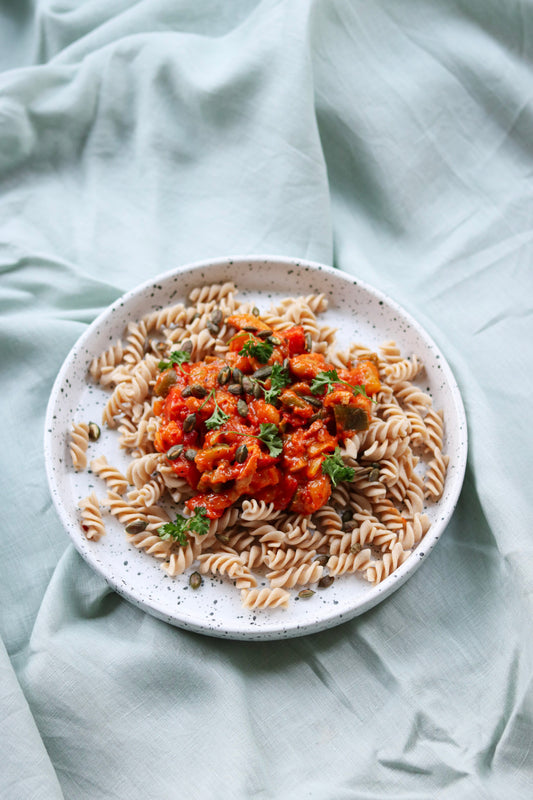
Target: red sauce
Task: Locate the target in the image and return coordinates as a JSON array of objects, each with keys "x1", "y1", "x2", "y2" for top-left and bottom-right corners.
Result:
[{"x1": 154, "y1": 314, "x2": 380, "y2": 519}]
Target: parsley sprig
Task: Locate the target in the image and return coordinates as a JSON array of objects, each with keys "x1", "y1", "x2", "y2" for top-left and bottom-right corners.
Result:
[
  {"x1": 198, "y1": 389, "x2": 230, "y2": 430},
  {"x1": 238, "y1": 335, "x2": 273, "y2": 364},
  {"x1": 227, "y1": 423, "x2": 283, "y2": 458},
  {"x1": 321, "y1": 447, "x2": 355, "y2": 487},
  {"x1": 158, "y1": 349, "x2": 191, "y2": 371},
  {"x1": 260, "y1": 363, "x2": 291, "y2": 405},
  {"x1": 310, "y1": 369, "x2": 371, "y2": 400},
  {"x1": 157, "y1": 507, "x2": 210, "y2": 545}
]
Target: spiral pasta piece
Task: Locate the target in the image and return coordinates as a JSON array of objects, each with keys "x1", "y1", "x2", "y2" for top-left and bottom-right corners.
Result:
[
  {"x1": 240, "y1": 588, "x2": 290, "y2": 610},
  {"x1": 78, "y1": 492, "x2": 106, "y2": 541},
  {"x1": 90, "y1": 455, "x2": 128, "y2": 495},
  {"x1": 70, "y1": 422, "x2": 90, "y2": 470},
  {"x1": 267, "y1": 561, "x2": 324, "y2": 589},
  {"x1": 365, "y1": 542, "x2": 411, "y2": 585}
]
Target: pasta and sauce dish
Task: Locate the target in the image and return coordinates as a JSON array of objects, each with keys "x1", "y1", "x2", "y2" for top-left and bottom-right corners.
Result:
[{"x1": 70, "y1": 282, "x2": 449, "y2": 611}]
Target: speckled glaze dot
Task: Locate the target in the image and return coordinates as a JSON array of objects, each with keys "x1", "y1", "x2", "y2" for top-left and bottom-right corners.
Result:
[{"x1": 44, "y1": 255, "x2": 468, "y2": 641}]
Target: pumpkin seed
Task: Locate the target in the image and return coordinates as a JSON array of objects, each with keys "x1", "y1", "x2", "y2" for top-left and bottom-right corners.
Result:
[
  {"x1": 297, "y1": 394, "x2": 322, "y2": 408},
  {"x1": 183, "y1": 413, "x2": 197, "y2": 432},
  {"x1": 207, "y1": 321, "x2": 220, "y2": 336},
  {"x1": 189, "y1": 384, "x2": 208, "y2": 398},
  {"x1": 298, "y1": 589, "x2": 315, "y2": 599},
  {"x1": 218, "y1": 366, "x2": 231, "y2": 385},
  {"x1": 228, "y1": 383, "x2": 243, "y2": 395},
  {"x1": 252, "y1": 365, "x2": 272, "y2": 380},
  {"x1": 235, "y1": 443, "x2": 248, "y2": 463},
  {"x1": 88, "y1": 422, "x2": 100, "y2": 441},
  {"x1": 166, "y1": 444, "x2": 183, "y2": 460},
  {"x1": 241, "y1": 376, "x2": 254, "y2": 394},
  {"x1": 189, "y1": 571, "x2": 202, "y2": 590},
  {"x1": 314, "y1": 554, "x2": 329, "y2": 566},
  {"x1": 232, "y1": 367, "x2": 243, "y2": 384},
  {"x1": 318, "y1": 575, "x2": 334, "y2": 589},
  {"x1": 368, "y1": 467, "x2": 380, "y2": 482},
  {"x1": 181, "y1": 339, "x2": 193, "y2": 353},
  {"x1": 253, "y1": 381, "x2": 263, "y2": 399},
  {"x1": 125, "y1": 520, "x2": 147, "y2": 535},
  {"x1": 210, "y1": 308, "x2": 223, "y2": 325},
  {"x1": 256, "y1": 329, "x2": 272, "y2": 340},
  {"x1": 237, "y1": 399, "x2": 248, "y2": 417},
  {"x1": 184, "y1": 448, "x2": 198, "y2": 461},
  {"x1": 154, "y1": 370, "x2": 177, "y2": 397},
  {"x1": 252, "y1": 306, "x2": 260, "y2": 317},
  {"x1": 305, "y1": 332, "x2": 313, "y2": 351}
]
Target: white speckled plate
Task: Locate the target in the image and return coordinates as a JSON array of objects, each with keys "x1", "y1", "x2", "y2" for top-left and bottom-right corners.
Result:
[{"x1": 44, "y1": 255, "x2": 467, "y2": 640}]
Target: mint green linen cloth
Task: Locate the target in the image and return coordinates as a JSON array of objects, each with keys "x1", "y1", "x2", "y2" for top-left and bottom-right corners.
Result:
[{"x1": 1, "y1": 1, "x2": 532, "y2": 798}]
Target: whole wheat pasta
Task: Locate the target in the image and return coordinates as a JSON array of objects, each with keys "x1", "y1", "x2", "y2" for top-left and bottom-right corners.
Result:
[
  {"x1": 70, "y1": 422, "x2": 90, "y2": 470},
  {"x1": 78, "y1": 492, "x2": 106, "y2": 541},
  {"x1": 74, "y1": 283, "x2": 448, "y2": 608}
]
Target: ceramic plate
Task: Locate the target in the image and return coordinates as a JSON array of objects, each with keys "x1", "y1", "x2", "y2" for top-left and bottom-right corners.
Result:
[{"x1": 44, "y1": 255, "x2": 467, "y2": 640}]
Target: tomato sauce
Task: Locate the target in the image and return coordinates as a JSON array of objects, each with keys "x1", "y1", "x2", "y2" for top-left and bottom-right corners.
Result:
[{"x1": 153, "y1": 314, "x2": 380, "y2": 519}]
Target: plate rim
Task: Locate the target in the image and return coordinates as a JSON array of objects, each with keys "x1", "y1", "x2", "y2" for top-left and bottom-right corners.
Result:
[{"x1": 44, "y1": 253, "x2": 468, "y2": 640}]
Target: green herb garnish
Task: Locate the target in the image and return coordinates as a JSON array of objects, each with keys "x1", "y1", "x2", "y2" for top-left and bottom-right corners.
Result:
[
  {"x1": 262, "y1": 363, "x2": 291, "y2": 405},
  {"x1": 255, "y1": 423, "x2": 283, "y2": 456},
  {"x1": 227, "y1": 423, "x2": 283, "y2": 458},
  {"x1": 238, "y1": 336, "x2": 274, "y2": 364},
  {"x1": 310, "y1": 369, "x2": 370, "y2": 400},
  {"x1": 321, "y1": 447, "x2": 355, "y2": 487},
  {"x1": 198, "y1": 389, "x2": 230, "y2": 430},
  {"x1": 158, "y1": 349, "x2": 191, "y2": 371},
  {"x1": 157, "y1": 507, "x2": 209, "y2": 544}
]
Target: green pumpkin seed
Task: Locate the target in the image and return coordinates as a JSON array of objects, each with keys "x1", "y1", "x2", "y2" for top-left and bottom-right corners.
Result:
[
  {"x1": 125, "y1": 520, "x2": 147, "y2": 535},
  {"x1": 218, "y1": 366, "x2": 231, "y2": 385},
  {"x1": 183, "y1": 413, "x2": 197, "y2": 432},
  {"x1": 189, "y1": 384, "x2": 208, "y2": 398},
  {"x1": 237, "y1": 399, "x2": 248, "y2": 417},
  {"x1": 241, "y1": 376, "x2": 254, "y2": 393},
  {"x1": 210, "y1": 308, "x2": 223, "y2": 325},
  {"x1": 88, "y1": 422, "x2": 100, "y2": 441},
  {"x1": 235, "y1": 443, "x2": 248, "y2": 463},
  {"x1": 228, "y1": 383, "x2": 243, "y2": 395},
  {"x1": 318, "y1": 575, "x2": 334, "y2": 589},
  {"x1": 297, "y1": 394, "x2": 322, "y2": 408},
  {"x1": 232, "y1": 367, "x2": 243, "y2": 384},
  {"x1": 154, "y1": 370, "x2": 177, "y2": 397},
  {"x1": 184, "y1": 448, "x2": 198, "y2": 461},
  {"x1": 252, "y1": 365, "x2": 272, "y2": 380},
  {"x1": 189, "y1": 572, "x2": 202, "y2": 590},
  {"x1": 298, "y1": 589, "x2": 315, "y2": 599},
  {"x1": 166, "y1": 444, "x2": 184, "y2": 460}
]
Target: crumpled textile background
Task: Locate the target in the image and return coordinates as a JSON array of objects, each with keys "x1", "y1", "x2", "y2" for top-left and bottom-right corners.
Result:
[{"x1": 1, "y1": 1, "x2": 532, "y2": 798}]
